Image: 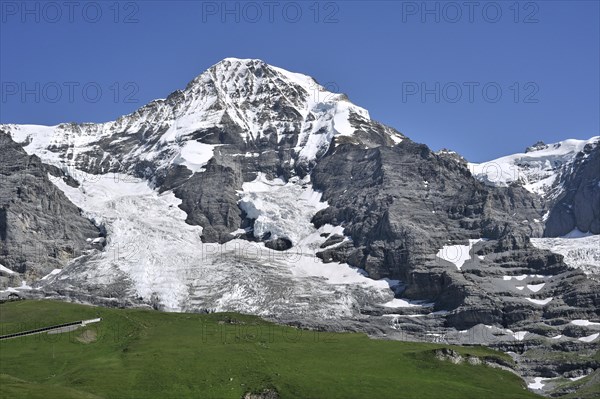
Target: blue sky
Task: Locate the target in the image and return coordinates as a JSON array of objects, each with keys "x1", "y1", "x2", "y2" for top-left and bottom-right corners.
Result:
[{"x1": 1, "y1": 0, "x2": 598, "y2": 161}]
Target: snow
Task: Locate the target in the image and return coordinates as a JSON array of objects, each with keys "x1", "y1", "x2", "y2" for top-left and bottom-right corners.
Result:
[
  {"x1": 527, "y1": 283, "x2": 545, "y2": 293},
  {"x1": 512, "y1": 331, "x2": 529, "y2": 341},
  {"x1": 238, "y1": 173, "x2": 329, "y2": 245},
  {"x1": 43, "y1": 165, "x2": 400, "y2": 317},
  {"x1": 528, "y1": 377, "x2": 549, "y2": 390},
  {"x1": 435, "y1": 239, "x2": 482, "y2": 270},
  {"x1": 526, "y1": 297, "x2": 553, "y2": 306},
  {"x1": 469, "y1": 136, "x2": 599, "y2": 197},
  {"x1": 0, "y1": 264, "x2": 15, "y2": 275},
  {"x1": 570, "y1": 375, "x2": 587, "y2": 381},
  {"x1": 531, "y1": 233, "x2": 600, "y2": 275},
  {"x1": 50, "y1": 170, "x2": 204, "y2": 310},
  {"x1": 5, "y1": 124, "x2": 64, "y2": 163},
  {"x1": 381, "y1": 298, "x2": 432, "y2": 308},
  {"x1": 174, "y1": 141, "x2": 219, "y2": 172},
  {"x1": 578, "y1": 333, "x2": 599, "y2": 342},
  {"x1": 504, "y1": 274, "x2": 527, "y2": 281},
  {"x1": 389, "y1": 133, "x2": 403, "y2": 144},
  {"x1": 503, "y1": 274, "x2": 548, "y2": 281},
  {"x1": 562, "y1": 229, "x2": 594, "y2": 238},
  {"x1": 550, "y1": 335, "x2": 563, "y2": 340},
  {"x1": 571, "y1": 319, "x2": 600, "y2": 327},
  {"x1": 41, "y1": 269, "x2": 62, "y2": 280}
]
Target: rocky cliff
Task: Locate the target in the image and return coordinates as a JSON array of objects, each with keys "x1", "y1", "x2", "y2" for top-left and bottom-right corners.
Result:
[{"x1": 0, "y1": 133, "x2": 100, "y2": 288}]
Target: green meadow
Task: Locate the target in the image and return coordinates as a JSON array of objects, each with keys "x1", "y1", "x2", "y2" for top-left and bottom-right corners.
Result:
[{"x1": 0, "y1": 300, "x2": 541, "y2": 399}]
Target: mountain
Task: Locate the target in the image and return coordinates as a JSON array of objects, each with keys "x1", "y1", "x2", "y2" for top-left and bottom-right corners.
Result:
[
  {"x1": 469, "y1": 137, "x2": 600, "y2": 236},
  {"x1": 0, "y1": 58, "x2": 598, "y2": 395}
]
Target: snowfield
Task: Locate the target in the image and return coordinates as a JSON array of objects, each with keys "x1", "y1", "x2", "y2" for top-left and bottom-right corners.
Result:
[
  {"x1": 531, "y1": 232, "x2": 600, "y2": 275},
  {"x1": 435, "y1": 239, "x2": 483, "y2": 270},
  {"x1": 238, "y1": 173, "x2": 328, "y2": 245},
  {"x1": 41, "y1": 168, "x2": 399, "y2": 318},
  {"x1": 469, "y1": 136, "x2": 599, "y2": 198}
]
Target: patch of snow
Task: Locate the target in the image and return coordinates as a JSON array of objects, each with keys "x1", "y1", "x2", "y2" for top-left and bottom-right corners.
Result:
[
  {"x1": 41, "y1": 269, "x2": 62, "y2": 280},
  {"x1": 528, "y1": 377, "x2": 549, "y2": 390},
  {"x1": 381, "y1": 298, "x2": 430, "y2": 308},
  {"x1": 389, "y1": 133, "x2": 403, "y2": 144},
  {"x1": 526, "y1": 297, "x2": 553, "y2": 305},
  {"x1": 578, "y1": 333, "x2": 599, "y2": 342},
  {"x1": 527, "y1": 283, "x2": 545, "y2": 293},
  {"x1": 571, "y1": 319, "x2": 600, "y2": 327},
  {"x1": 504, "y1": 274, "x2": 549, "y2": 281},
  {"x1": 173, "y1": 141, "x2": 219, "y2": 173},
  {"x1": 435, "y1": 239, "x2": 482, "y2": 270},
  {"x1": 0, "y1": 264, "x2": 16, "y2": 275},
  {"x1": 513, "y1": 331, "x2": 529, "y2": 341}
]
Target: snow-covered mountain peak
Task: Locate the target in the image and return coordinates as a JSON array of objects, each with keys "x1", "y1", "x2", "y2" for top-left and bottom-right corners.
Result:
[
  {"x1": 469, "y1": 136, "x2": 600, "y2": 198},
  {"x1": 1, "y1": 58, "x2": 401, "y2": 178}
]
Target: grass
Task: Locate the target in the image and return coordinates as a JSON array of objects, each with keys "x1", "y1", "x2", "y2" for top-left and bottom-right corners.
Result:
[{"x1": 0, "y1": 300, "x2": 542, "y2": 399}]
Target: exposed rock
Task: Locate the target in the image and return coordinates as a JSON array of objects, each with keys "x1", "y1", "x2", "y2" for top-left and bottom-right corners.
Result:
[
  {"x1": 545, "y1": 143, "x2": 600, "y2": 236},
  {"x1": 0, "y1": 133, "x2": 100, "y2": 282},
  {"x1": 243, "y1": 389, "x2": 280, "y2": 399},
  {"x1": 526, "y1": 141, "x2": 549, "y2": 153},
  {"x1": 264, "y1": 237, "x2": 292, "y2": 251}
]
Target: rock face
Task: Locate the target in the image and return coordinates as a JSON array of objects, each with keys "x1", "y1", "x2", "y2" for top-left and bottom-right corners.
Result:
[
  {"x1": 544, "y1": 143, "x2": 600, "y2": 236},
  {"x1": 0, "y1": 133, "x2": 100, "y2": 284},
  {"x1": 311, "y1": 140, "x2": 544, "y2": 280}
]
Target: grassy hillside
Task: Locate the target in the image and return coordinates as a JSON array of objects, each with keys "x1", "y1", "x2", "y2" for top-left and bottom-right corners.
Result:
[{"x1": 0, "y1": 300, "x2": 541, "y2": 399}]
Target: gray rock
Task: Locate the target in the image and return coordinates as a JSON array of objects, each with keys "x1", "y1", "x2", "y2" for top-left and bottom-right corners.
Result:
[
  {"x1": 0, "y1": 133, "x2": 100, "y2": 281},
  {"x1": 545, "y1": 143, "x2": 600, "y2": 236}
]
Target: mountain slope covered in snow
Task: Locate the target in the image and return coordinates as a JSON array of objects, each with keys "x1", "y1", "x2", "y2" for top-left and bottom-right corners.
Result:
[{"x1": 469, "y1": 137, "x2": 600, "y2": 236}]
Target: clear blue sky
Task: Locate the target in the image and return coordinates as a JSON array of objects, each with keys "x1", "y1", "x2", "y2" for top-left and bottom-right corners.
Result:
[{"x1": 1, "y1": 0, "x2": 598, "y2": 161}]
